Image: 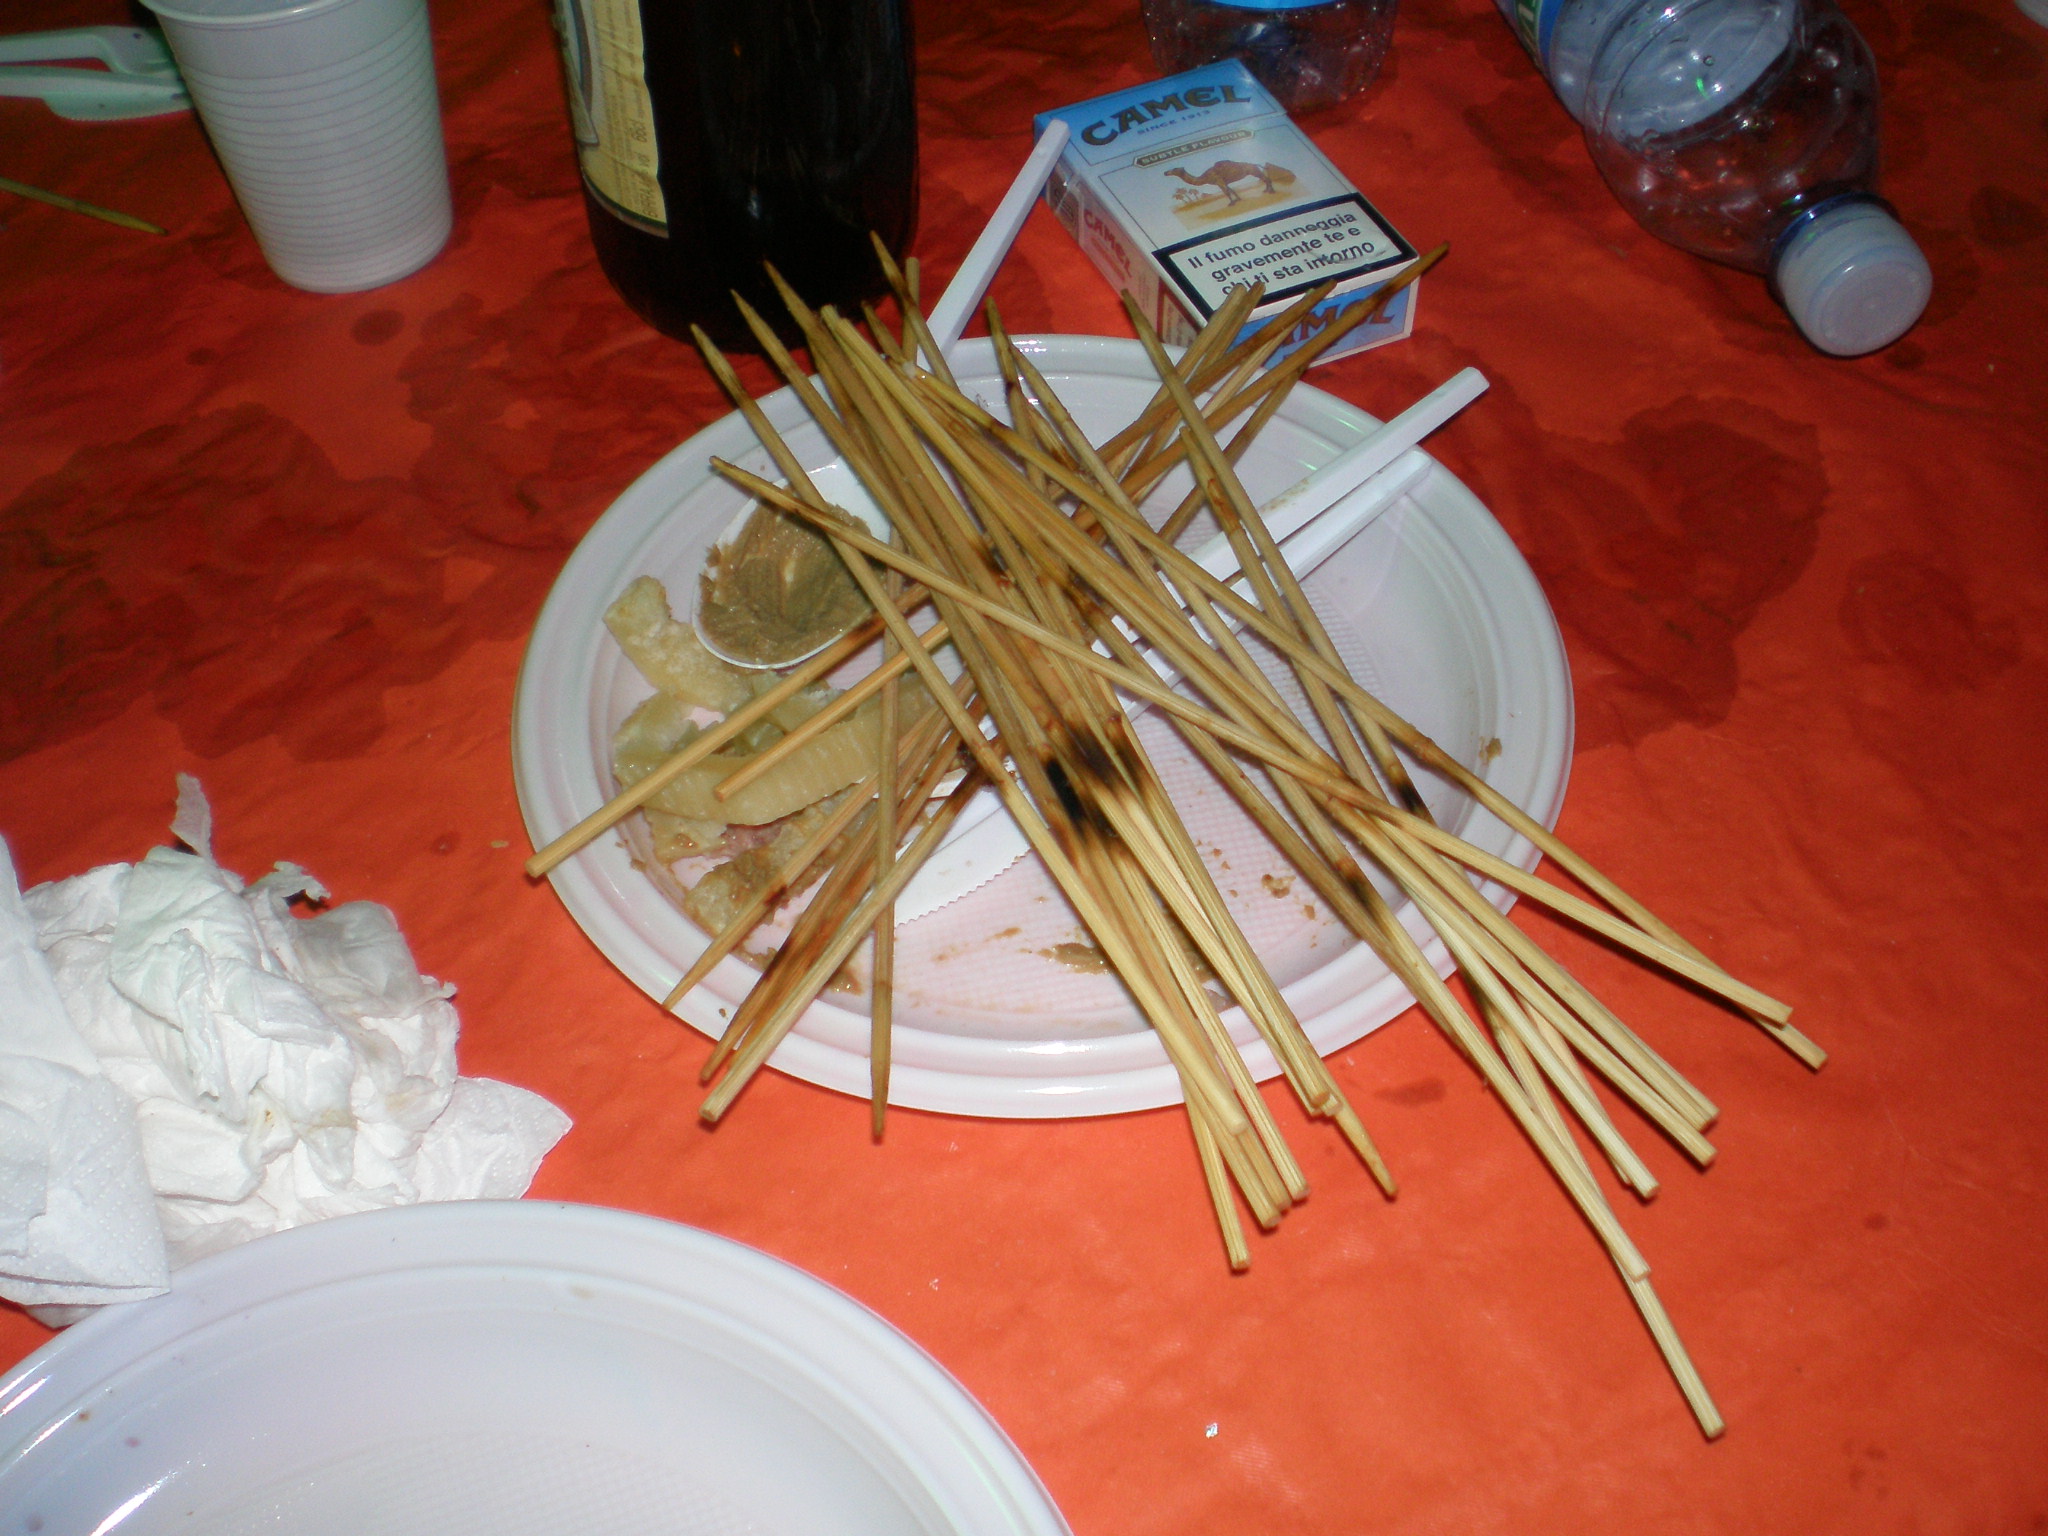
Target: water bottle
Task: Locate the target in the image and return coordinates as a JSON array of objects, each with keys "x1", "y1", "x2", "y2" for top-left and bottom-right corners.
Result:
[
  {"x1": 1141, "y1": 0, "x2": 1400, "y2": 113},
  {"x1": 1500, "y1": 0, "x2": 1931, "y2": 355}
]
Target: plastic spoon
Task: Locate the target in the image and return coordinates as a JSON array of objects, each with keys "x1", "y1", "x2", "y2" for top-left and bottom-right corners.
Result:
[{"x1": 0, "y1": 27, "x2": 189, "y2": 120}]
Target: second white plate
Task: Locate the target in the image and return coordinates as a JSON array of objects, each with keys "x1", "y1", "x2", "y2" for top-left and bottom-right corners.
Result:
[
  {"x1": 513, "y1": 336, "x2": 1572, "y2": 1117},
  {"x1": 0, "y1": 1202, "x2": 1069, "y2": 1536}
]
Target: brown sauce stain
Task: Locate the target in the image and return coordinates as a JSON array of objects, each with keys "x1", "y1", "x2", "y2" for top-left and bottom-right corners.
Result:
[{"x1": 1041, "y1": 941, "x2": 1111, "y2": 974}]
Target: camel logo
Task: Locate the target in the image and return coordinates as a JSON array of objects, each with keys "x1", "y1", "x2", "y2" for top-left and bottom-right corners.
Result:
[
  {"x1": 1077, "y1": 83, "x2": 1253, "y2": 148},
  {"x1": 1165, "y1": 158, "x2": 1300, "y2": 226}
]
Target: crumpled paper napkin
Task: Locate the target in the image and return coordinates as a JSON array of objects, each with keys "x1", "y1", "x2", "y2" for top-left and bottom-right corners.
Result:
[{"x1": 1, "y1": 778, "x2": 570, "y2": 1320}]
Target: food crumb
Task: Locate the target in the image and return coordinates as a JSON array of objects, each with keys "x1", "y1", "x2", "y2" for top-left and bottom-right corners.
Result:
[
  {"x1": 1479, "y1": 735, "x2": 1503, "y2": 764},
  {"x1": 1041, "y1": 940, "x2": 1111, "y2": 973},
  {"x1": 490, "y1": 839, "x2": 509, "y2": 849},
  {"x1": 1262, "y1": 872, "x2": 1294, "y2": 897}
]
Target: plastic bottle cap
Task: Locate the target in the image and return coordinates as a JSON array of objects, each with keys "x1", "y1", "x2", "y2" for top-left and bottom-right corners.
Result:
[{"x1": 1775, "y1": 200, "x2": 1933, "y2": 357}]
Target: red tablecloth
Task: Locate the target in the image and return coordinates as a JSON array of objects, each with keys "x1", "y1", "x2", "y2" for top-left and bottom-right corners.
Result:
[{"x1": 4, "y1": 0, "x2": 2046, "y2": 1528}]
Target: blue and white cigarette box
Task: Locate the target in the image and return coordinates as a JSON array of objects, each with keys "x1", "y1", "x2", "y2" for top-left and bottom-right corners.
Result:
[{"x1": 1034, "y1": 61, "x2": 1418, "y2": 367}]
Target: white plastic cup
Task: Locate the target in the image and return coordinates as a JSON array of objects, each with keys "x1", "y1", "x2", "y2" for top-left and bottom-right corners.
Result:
[{"x1": 142, "y1": 0, "x2": 451, "y2": 292}]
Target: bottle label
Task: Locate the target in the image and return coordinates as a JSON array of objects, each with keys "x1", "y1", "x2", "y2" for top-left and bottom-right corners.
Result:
[
  {"x1": 552, "y1": 0, "x2": 667, "y2": 232},
  {"x1": 1505, "y1": 0, "x2": 1558, "y2": 62}
]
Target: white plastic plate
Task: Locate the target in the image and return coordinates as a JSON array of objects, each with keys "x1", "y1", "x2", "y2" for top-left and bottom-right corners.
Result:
[
  {"x1": 0, "y1": 1202, "x2": 1071, "y2": 1536},
  {"x1": 513, "y1": 336, "x2": 1573, "y2": 1117}
]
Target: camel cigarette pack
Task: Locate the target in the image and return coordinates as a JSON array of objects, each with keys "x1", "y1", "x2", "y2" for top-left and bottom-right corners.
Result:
[{"x1": 1033, "y1": 61, "x2": 1418, "y2": 367}]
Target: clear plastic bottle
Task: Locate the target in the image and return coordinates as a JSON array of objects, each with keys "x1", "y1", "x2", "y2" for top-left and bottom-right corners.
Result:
[
  {"x1": 1499, "y1": 0, "x2": 1931, "y2": 354},
  {"x1": 1141, "y1": 0, "x2": 1399, "y2": 113}
]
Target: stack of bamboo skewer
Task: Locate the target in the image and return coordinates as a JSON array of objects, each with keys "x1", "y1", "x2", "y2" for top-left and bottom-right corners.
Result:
[{"x1": 525, "y1": 251, "x2": 1819, "y2": 1436}]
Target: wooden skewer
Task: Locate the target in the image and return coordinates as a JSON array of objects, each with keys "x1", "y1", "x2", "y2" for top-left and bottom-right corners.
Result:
[
  {"x1": 943, "y1": 421, "x2": 1792, "y2": 1073},
  {"x1": 1122, "y1": 295, "x2": 1430, "y2": 813},
  {"x1": 701, "y1": 770, "x2": 987, "y2": 1117},
  {"x1": 927, "y1": 476, "x2": 1767, "y2": 1139},
  {"x1": 1060, "y1": 423, "x2": 1787, "y2": 1036},
  {"x1": 1107, "y1": 374, "x2": 1715, "y2": 1197},
  {"x1": 1105, "y1": 378, "x2": 1712, "y2": 1196},
  {"x1": 870, "y1": 547, "x2": 907, "y2": 1136},
  {"x1": 665, "y1": 781, "x2": 875, "y2": 1010},
  {"x1": 736, "y1": 447, "x2": 1761, "y2": 1102},
  {"x1": 1339, "y1": 797, "x2": 1790, "y2": 1024},
  {"x1": 1186, "y1": 1092, "x2": 1253, "y2": 1269},
  {"x1": 1103, "y1": 281, "x2": 1269, "y2": 478},
  {"x1": 1113, "y1": 243, "x2": 1449, "y2": 504},
  {"x1": 1147, "y1": 281, "x2": 1347, "y2": 541},
  {"x1": 1374, "y1": 830, "x2": 1662, "y2": 1197},
  {"x1": 0, "y1": 175, "x2": 164, "y2": 235},
  {"x1": 1473, "y1": 965, "x2": 1724, "y2": 1436},
  {"x1": 864, "y1": 348, "x2": 1392, "y2": 1212},
  {"x1": 696, "y1": 702, "x2": 969, "y2": 1079},
  {"x1": 808, "y1": 324, "x2": 1298, "y2": 1187},
  {"x1": 1365, "y1": 813, "x2": 1718, "y2": 1158},
  {"x1": 1093, "y1": 273, "x2": 1346, "y2": 469},
  {"x1": 995, "y1": 477, "x2": 1366, "y2": 1123},
  {"x1": 695, "y1": 351, "x2": 1243, "y2": 1147},
  {"x1": 991, "y1": 346, "x2": 1679, "y2": 1253},
  {"x1": 706, "y1": 610, "x2": 950, "y2": 802},
  {"x1": 714, "y1": 463, "x2": 1405, "y2": 802},
  {"x1": 869, "y1": 236, "x2": 958, "y2": 392},
  {"x1": 861, "y1": 298, "x2": 908, "y2": 364},
  {"x1": 613, "y1": 266, "x2": 1793, "y2": 1433}
]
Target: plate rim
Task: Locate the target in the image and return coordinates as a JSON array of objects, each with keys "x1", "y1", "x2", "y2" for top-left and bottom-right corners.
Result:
[{"x1": 0, "y1": 1200, "x2": 1072, "y2": 1536}]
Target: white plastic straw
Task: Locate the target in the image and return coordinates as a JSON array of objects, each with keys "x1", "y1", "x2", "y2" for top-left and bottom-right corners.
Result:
[
  {"x1": 923, "y1": 119, "x2": 1071, "y2": 357},
  {"x1": 1243, "y1": 368, "x2": 1490, "y2": 554}
]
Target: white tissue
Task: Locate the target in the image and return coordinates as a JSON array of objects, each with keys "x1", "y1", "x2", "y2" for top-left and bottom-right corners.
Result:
[
  {"x1": 0, "y1": 842, "x2": 168, "y2": 1309},
  {"x1": 1, "y1": 786, "x2": 571, "y2": 1316}
]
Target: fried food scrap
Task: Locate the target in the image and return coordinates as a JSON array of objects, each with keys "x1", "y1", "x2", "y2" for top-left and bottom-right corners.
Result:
[
  {"x1": 604, "y1": 574, "x2": 754, "y2": 714},
  {"x1": 608, "y1": 575, "x2": 932, "y2": 935}
]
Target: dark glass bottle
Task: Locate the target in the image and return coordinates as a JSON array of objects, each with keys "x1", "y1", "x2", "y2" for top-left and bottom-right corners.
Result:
[{"x1": 555, "y1": 0, "x2": 918, "y2": 349}]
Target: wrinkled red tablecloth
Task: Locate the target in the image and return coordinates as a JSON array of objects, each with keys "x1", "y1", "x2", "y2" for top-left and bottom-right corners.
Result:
[{"x1": 3, "y1": 0, "x2": 2045, "y2": 1528}]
